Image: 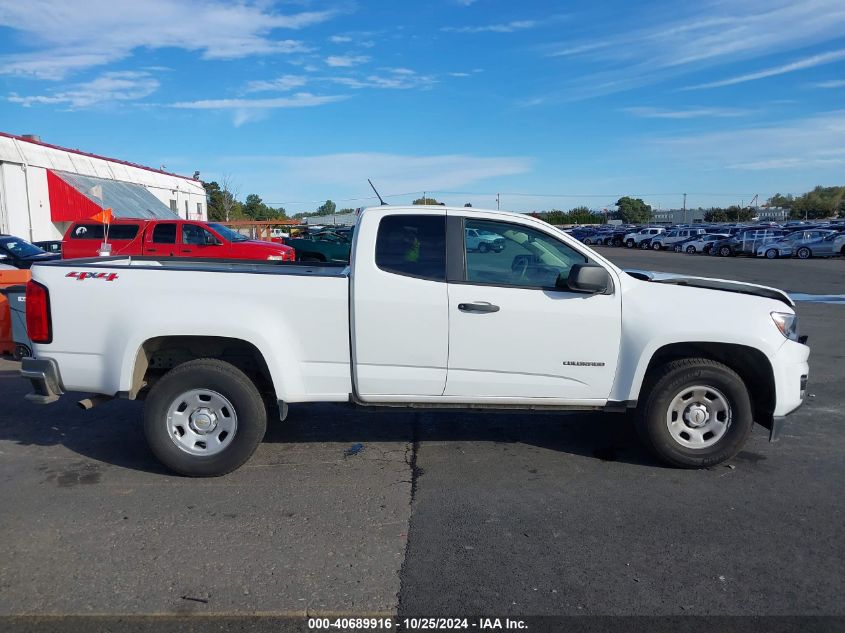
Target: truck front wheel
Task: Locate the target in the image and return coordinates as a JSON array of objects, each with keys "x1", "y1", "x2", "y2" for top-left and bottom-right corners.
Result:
[
  {"x1": 144, "y1": 359, "x2": 267, "y2": 477},
  {"x1": 635, "y1": 359, "x2": 753, "y2": 468}
]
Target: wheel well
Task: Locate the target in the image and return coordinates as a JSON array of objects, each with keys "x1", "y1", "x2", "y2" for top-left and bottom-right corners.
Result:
[
  {"x1": 130, "y1": 336, "x2": 274, "y2": 399},
  {"x1": 642, "y1": 342, "x2": 775, "y2": 424}
]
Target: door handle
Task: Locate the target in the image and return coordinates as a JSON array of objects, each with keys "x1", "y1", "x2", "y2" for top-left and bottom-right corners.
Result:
[{"x1": 458, "y1": 302, "x2": 500, "y2": 313}]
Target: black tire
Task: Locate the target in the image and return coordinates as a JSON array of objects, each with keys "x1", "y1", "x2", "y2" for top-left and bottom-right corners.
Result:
[
  {"x1": 652, "y1": 241, "x2": 662, "y2": 250},
  {"x1": 613, "y1": 238, "x2": 622, "y2": 247},
  {"x1": 583, "y1": 238, "x2": 593, "y2": 245},
  {"x1": 626, "y1": 239, "x2": 635, "y2": 248},
  {"x1": 478, "y1": 242, "x2": 490, "y2": 253},
  {"x1": 144, "y1": 359, "x2": 267, "y2": 477},
  {"x1": 796, "y1": 247, "x2": 811, "y2": 260},
  {"x1": 635, "y1": 359, "x2": 753, "y2": 468},
  {"x1": 719, "y1": 246, "x2": 732, "y2": 257},
  {"x1": 765, "y1": 248, "x2": 778, "y2": 259},
  {"x1": 685, "y1": 245, "x2": 696, "y2": 254}
]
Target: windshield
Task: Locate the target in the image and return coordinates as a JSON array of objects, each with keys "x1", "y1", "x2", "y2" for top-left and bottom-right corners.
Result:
[
  {"x1": 0, "y1": 237, "x2": 46, "y2": 258},
  {"x1": 207, "y1": 223, "x2": 249, "y2": 242}
]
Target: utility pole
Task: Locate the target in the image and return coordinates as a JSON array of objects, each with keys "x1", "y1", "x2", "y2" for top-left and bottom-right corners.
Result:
[
  {"x1": 683, "y1": 193, "x2": 687, "y2": 224},
  {"x1": 496, "y1": 193, "x2": 500, "y2": 210}
]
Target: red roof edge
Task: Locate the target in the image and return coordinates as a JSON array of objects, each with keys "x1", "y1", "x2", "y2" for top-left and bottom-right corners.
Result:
[{"x1": 0, "y1": 131, "x2": 202, "y2": 183}]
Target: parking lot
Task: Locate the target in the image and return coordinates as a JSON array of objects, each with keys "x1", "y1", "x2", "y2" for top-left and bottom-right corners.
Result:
[{"x1": 1, "y1": 249, "x2": 843, "y2": 627}]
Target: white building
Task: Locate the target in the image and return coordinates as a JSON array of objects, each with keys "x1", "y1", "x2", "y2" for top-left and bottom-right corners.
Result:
[{"x1": 0, "y1": 132, "x2": 207, "y2": 242}]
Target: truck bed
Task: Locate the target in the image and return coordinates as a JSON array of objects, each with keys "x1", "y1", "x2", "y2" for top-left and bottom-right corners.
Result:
[{"x1": 30, "y1": 256, "x2": 353, "y2": 401}]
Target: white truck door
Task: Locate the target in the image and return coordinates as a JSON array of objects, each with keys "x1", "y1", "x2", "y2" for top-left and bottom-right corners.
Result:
[
  {"x1": 351, "y1": 211, "x2": 449, "y2": 399},
  {"x1": 445, "y1": 217, "x2": 621, "y2": 402}
]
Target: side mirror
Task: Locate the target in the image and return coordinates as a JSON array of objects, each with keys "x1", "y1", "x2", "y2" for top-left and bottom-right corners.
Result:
[
  {"x1": 205, "y1": 235, "x2": 220, "y2": 245},
  {"x1": 558, "y1": 263, "x2": 611, "y2": 294}
]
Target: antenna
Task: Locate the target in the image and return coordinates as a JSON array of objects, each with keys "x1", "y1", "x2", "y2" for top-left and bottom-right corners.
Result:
[{"x1": 368, "y1": 179, "x2": 387, "y2": 206}]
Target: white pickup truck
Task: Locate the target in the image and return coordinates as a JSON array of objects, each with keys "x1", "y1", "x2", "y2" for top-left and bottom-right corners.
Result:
[{"x1": 21, "y1": 206, "x2": 809, "y2": 476}]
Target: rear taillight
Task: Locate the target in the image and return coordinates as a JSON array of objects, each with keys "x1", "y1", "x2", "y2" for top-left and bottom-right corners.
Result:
[{"x1": 26, "y1": 280, "x2": 52, "y2": 344}]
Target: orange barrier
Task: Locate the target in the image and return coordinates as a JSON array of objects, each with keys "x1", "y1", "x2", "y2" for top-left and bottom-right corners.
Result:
[{"x1": 0, "y1": 269, "x2": 31, "y2": 356}]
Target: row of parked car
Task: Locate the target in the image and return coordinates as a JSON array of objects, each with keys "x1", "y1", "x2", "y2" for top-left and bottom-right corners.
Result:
[{"x1": 567, "y1": 221, "x2": 845, "y2": 259}]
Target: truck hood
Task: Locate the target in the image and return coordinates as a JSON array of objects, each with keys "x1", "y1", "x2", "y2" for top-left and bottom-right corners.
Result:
[{"x1": 623, "y1": 269, "x2": 794, "y2": 308}]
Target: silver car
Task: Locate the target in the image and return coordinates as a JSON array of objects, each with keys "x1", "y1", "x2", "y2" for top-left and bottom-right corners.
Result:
[
  {"x1": 756, "y1": 229, "x2": 837, "y2": 259},
  {"x1": 791, "y1": 232, "x2": 845, "y2": 259}
]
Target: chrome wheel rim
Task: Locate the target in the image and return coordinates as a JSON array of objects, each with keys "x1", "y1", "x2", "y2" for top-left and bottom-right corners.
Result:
[
  {"x1": 167, "y1": 389, "x2": 238, "y2": 456},
  {"x1": 666, "y1": 385, "x2": 732, "y2": 449}
]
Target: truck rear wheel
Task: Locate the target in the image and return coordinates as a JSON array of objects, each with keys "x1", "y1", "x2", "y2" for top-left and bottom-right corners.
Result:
[
  {"x1": 144, "y1": 359, "x2": 267, "y2": 477},
  {"x1": 635, "y1": 358, "x2": 753, "y2": 468}
]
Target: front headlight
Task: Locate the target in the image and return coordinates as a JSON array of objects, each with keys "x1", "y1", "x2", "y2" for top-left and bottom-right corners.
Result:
[
  {"x1": 771, "y1": 312, "x2": 799, "y2": 341},
  {"x1": 266, "y1": 255, "x2": 285, "y2": 261}
]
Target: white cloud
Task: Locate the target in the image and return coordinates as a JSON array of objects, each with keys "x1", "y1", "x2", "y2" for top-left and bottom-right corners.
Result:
[
  {"x1": 0, "y1": 0, "x2": 335, "y2": 79},
  {"x1": 227, "y1": 153, "x2": 533, "y2": 194},
  {"x1": 442, "y1": 20, "x2": 536, "y2": 34},
  {"x1": 651, "y1": 110, "x2": 845, "y2": 171},
  {"x1": 8, "y1": 71, "x2": 159, "y2": 107},
  {"x1": 245, "y1": 68, "x2": 436, "y2": 92},
  {"x1": 622, "y1": 106, "x2": 751, "y2": 119},
  {"x1": 325, "y1": 54, "x2": 371, "y2": 68},
  {"x1": 329, "y1": 35, "x2": 352, "y2": 43},
  {"x1": 329, "y1": 69, "x2": 437, "y2": 90},
  {"x1": 245, "y1": 75, "x2": 309, "y2": 92},
  {"x1": 684, "y1": 48, "x2": 845, "y2": 90},
  {"x1": 538, "y1": 0, "x2": 845, "y2": 99},
  {"x1": 814, "y1": 79, "x2": 845, "y2": 88},
  {"x1": 172, "y1": 93, "x2": 347, "y2": 110}
]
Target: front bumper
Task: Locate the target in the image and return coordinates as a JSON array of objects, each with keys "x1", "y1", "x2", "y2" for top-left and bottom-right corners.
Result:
[
  {"x1": 20, "y1": 357, "x2": 64, "y2": 404},
  {"x1": 768, "y1": 339, "x2": 810, "y2": 441},
  {"x1": 770, "y1": 374, "x2": 808, "y2": 441}
]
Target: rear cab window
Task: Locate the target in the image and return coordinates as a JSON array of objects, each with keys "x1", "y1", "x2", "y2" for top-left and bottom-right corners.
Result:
[
  {"x1": 70, "y1": 224, "x2": 139, "y2": 240},
  {"x1": 375, "y1": 215, "x2": 446, "y2": 281}
]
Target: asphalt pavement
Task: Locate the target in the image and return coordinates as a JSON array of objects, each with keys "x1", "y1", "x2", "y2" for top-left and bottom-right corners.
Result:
[{"x1": 1, "y1": 248, "x2": 843, "y2": 629}]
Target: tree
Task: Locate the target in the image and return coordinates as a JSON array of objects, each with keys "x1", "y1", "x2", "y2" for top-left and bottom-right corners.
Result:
[
  {"x1": 203, "y1": 181, "x2": 226, "y2": 221},
  {"x1": 704, "y1": 208, "x2": 728, "y2": 223},
  {"x1": 768, "y1": 193, "x2": 794, "y2": 209},
  {"x1": 412, "y1": 197, "x2": 441, "y2": 205},
  {"x1": 788, "y1": 186, "x2": 845, "y2": 220},
  {"x1": 338, "y1": 208, "x2": 356, "y2": 214},
  {"x1": 236, "y1": 193, "x2": 286, "y2": 221},
  {"x1": 615, "y1": 197, "x2": 652, "y2": 224},
  {"x1": 218, "y1": 174, "x2": 241, "y2": 221},
  {"x1": 316, "y1": 200, "x2": 337, "y2": 216}
]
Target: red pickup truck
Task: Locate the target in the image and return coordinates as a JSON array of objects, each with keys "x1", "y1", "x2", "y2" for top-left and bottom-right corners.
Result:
[{"x1": 61, "y1": 219, "x2": 295, "y2": 261}]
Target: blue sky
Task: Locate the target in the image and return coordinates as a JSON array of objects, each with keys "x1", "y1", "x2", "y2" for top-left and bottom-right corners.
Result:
[{"x1": 1, "y1": 0, "x2": 845, "y2": 214}]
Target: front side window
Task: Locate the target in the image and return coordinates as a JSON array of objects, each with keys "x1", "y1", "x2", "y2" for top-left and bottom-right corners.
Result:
[
  {"x1": 375, "y1": 215, "x2": 446, "y2": 281},
  {"x1": 463, "y1": 219, "x2": 588, "y2": 289},
  {"x1": 182, "y1": 223, "x2": 215, "y2": 245}
]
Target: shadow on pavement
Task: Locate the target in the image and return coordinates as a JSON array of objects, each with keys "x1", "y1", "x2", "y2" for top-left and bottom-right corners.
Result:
[{"x1": 2, "y1": 359, "x2": 659, "y2": 473}]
